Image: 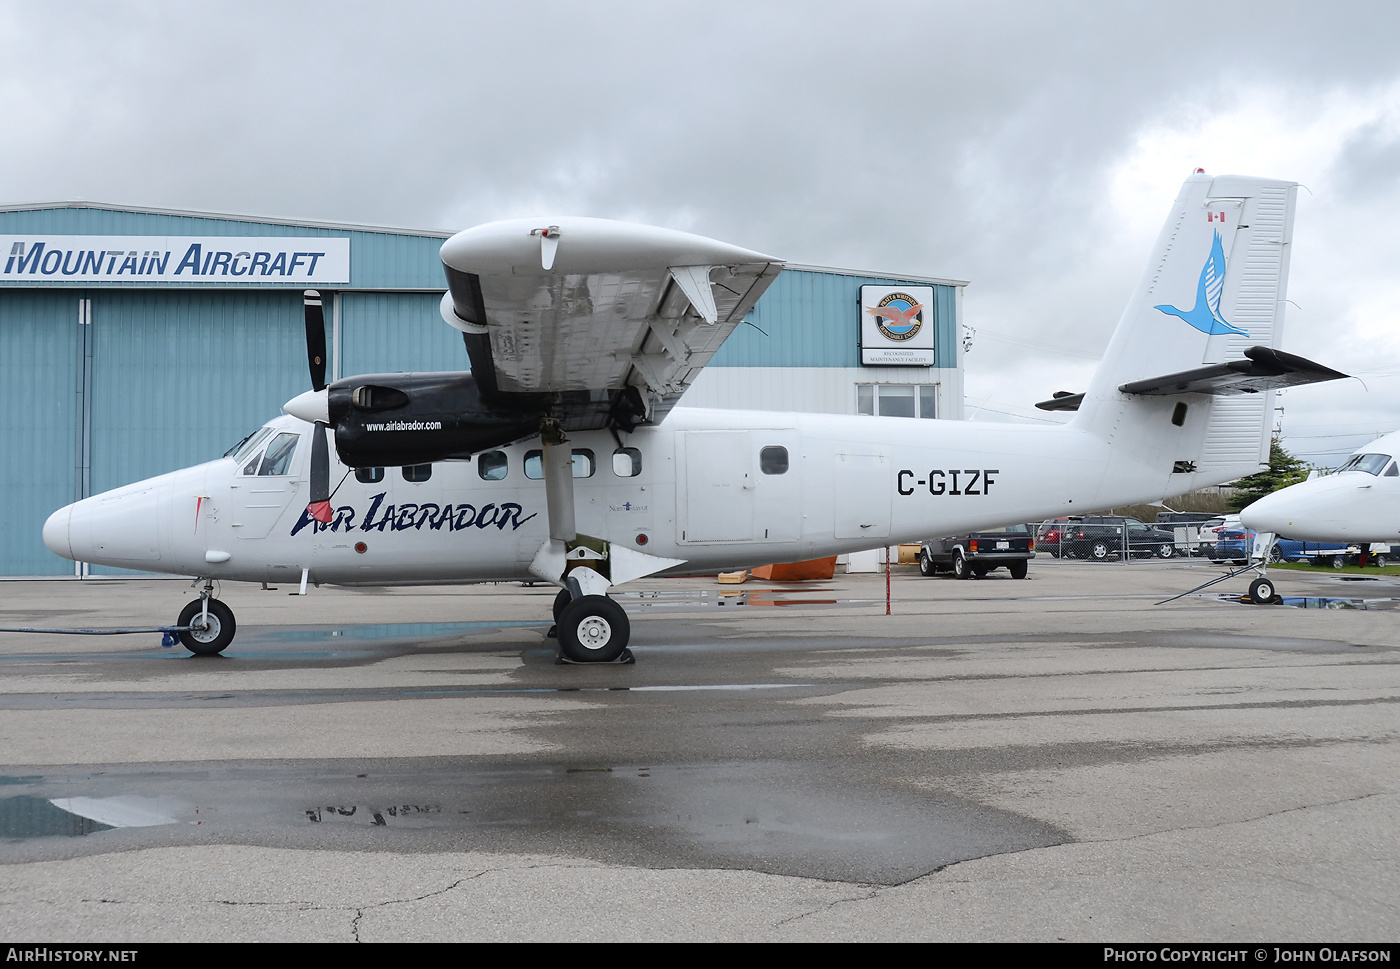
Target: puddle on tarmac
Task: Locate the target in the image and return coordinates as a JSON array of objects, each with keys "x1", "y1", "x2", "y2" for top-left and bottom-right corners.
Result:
[
  {"x1": 0, "y1": 795, "x2": 113, "y2": 839},
  {"x1": 1223, "y1": 595, "x2": 1400, "y2": 610},
  {"x1": 620, "y1": 589, "x2": 851, "y2": 609}
]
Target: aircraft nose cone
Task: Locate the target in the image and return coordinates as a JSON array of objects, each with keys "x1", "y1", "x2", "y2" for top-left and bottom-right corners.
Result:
[
  {"x1": 284, "y1": 388, "x2": 329, "y2": 424},
  {"x1": 42, "y1": 505, "x2": 73, "y2": 560}
]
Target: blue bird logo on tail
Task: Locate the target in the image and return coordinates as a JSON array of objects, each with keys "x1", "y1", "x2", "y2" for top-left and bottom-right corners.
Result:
[{"x1": 1154, "y1": 230, "x2": 1248, "y2": 337}]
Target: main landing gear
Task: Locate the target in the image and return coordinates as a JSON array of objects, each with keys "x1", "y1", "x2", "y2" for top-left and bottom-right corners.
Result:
[
  {"x1": 177, "y1": 579, "x2": 236, "y2": 655},
  {"x1": 553, "y1": 591, "x2": 633, "y2": 664},
  {"x1": 530, "y1": 420, "x2": 680, "y2": 665}
]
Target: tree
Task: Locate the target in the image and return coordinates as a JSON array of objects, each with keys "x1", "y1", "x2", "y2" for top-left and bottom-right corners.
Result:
[{"x1": 1228, "y1": 439, "x2": 1308, "y2": 511}]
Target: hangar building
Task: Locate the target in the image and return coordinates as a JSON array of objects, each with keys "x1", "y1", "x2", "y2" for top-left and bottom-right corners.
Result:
[{"x1": 0, "y1": 203, "x2": 965, "y2": 576}]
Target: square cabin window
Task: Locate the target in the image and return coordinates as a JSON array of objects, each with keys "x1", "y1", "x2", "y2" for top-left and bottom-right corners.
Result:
[
  {"x1": 403, "y1": 464, "x2": 432, "y2": 483},
  {"x1": 355, "y1": 467, "x2": 385, "y2": 484},
  {"x1": 524, "y1": 449, "x2": 595, "y2": 479},
  {"x1": 478, "y1": 451, "x2": 508, "y2": 481},
  {"x1": 760, "y1": 446, "x2": 789, "y2": 474},
  {"x1": 612, "y1": 447, "x2": 642, "y2": 477}
]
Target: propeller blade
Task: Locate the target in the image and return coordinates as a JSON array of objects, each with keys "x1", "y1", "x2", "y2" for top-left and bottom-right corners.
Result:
[
  {"x1": 307, "y1": 420, "x2": 333, "y2": 523},
  {"x1": 304, "y1": 290, "x2": 328, "y2": 392}
]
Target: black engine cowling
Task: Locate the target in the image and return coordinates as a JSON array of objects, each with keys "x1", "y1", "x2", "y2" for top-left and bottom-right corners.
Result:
[{"x1": 326, "y1": 371, "x2": 542, "y2": 468}]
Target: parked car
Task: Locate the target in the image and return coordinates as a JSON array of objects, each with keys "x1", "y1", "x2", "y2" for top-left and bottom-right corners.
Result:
[
  {"x1": 1035, "y1": 518, "x2": 1081, "y2": 558},
  {"x1": 920, "y1": 524, "x2": 1035, "y2": 579},
  {"x1": 1064, "y1": 516, "x2": 1179, "y2": 560},
  {"x1": 1213, "y1": 523, "x2": 1356, "y2": 566},
  {"x1": 1154, "y1": 512, "x2": 1222, "y2": 555}
]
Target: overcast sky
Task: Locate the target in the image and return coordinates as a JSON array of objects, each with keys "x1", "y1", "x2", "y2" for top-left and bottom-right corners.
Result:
[{"x1": 3, "y1": 1, "x2": 1398, "y2": 465}]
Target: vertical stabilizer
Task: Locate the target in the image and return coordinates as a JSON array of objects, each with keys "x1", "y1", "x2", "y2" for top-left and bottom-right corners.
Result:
[{"x1": 1074, "y1": 172, "x2": 1298, "y2": 493}]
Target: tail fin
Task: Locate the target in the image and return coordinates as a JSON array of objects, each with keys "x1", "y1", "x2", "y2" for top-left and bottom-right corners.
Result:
[{"x1": 1074, "y1": 171, "x2": 1299, "y2": 490}]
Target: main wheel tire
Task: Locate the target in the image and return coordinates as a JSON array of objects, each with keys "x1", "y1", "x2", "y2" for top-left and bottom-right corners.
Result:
[
  {"x1": 1090, "y1": 541, "x2": 1112, "y2": 561},
  {"x1": 952, "y1": 551, "x2": 971, "y2": 580},
  {"x1": 1156, "y1": 543, "x2": 1175, "y2": 559},
  {"x1": 1009, "y1": 560, "x2": 1028, "y2": 580},
  {"x1": 918, "y1": 551, "x2": 936, "y2": 577},
  {"x1": 552, "y1": 587, "x2": 573, "y2": 623},
  {"x1": 177, "y1": 598, "x2": 236, "y2": 656},
  {"x1": 557, "y1": 595, "x2": 630, "y2": 663},
  {"x1": 1248, "y1": 576, "x2": 1276, "y2": 604}
]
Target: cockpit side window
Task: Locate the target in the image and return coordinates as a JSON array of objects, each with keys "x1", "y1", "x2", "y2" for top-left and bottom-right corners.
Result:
[
  {"x1": 257, "y1": 432, "x2": 300, "y2": 476},
  {"x1": 1387, "y1": 461, "x2": 1399, "y2": 477},
  {"x1": 1341, "y1": 453, "x2": 1391, "y2": 475},
  {"x1": 229, "y1": 426, "x2": 274, "y2": 464}
]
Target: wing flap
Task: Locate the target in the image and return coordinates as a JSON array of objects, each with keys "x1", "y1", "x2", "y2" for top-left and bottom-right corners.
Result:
[{"x1": 441, "y1": 217, "x2": 782, "y2": 429}]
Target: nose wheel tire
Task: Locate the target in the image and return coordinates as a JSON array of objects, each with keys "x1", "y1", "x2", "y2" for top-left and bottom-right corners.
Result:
[
  {"x1": 1247, "y1": 577, "x2": 1277, "y2": 604},
  {"x1": 177, "y1": 598, "x2": 236, "y2": 655},
  {"x1": 557, "y1": 595, "x2": 630, "y2": 663}
]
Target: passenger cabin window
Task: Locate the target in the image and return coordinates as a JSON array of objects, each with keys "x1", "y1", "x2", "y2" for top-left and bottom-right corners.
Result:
[
  {"x1": 760, "y1": 446, "x2": 789, "y2": 475},
  {"x1": 478, "y1": 451, "x2": 508, "y2": 480},
  {"x1": 523, "y1": 449, "x2": 596, "y2": 480},
  {"x1": 613, "y1": 447, "x2": 642, "y2": 477},
  {"x1": 356, "y1": 467, "x2": 385, "y2": 484},
  {"x1": 256, "y1": 432, "x2": 299, "y2": 476},
  {"x1": 403, "y1": 464, "x2": 432, "y2": 483}
]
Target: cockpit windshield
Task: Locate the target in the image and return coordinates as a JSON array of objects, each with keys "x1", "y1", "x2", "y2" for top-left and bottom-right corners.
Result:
[
  {"x1": 227, "y1": 426, "x2": 275, "y2": 463},
  {"x1": 1337, "y1": 453, "x2": 1394, "y2": 476}
]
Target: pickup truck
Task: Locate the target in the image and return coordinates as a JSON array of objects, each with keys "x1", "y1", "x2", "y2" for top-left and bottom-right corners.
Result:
[{"x1": 919, "y1": 525, "x2": 1035, "y2": 579}]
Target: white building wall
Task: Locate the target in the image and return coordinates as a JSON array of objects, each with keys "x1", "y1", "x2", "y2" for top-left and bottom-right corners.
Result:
[{"x1": 677, "y1": 366, "x2": 964, "y2": 421}]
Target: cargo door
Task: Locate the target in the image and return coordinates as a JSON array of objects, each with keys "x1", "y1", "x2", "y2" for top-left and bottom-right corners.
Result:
[
  {"x1": 678, "y1": 431, "x2": 755, "y2": 543},
  {"x1": 833, "y1": 449, "x2": 891, "y2": 540}
]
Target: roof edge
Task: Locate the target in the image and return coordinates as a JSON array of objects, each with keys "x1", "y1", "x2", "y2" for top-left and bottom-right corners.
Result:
[
  {"x1": 0, "y1": 200, "x2": 456, "y2": 239},
  {"x1": 781, "y1": 262, "x2": 969, "y2": 287}
]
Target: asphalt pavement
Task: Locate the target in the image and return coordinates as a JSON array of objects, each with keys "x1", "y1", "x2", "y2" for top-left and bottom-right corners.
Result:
[{"x1": 0, "y1": 557, "x2": 1396, "y2": 941}]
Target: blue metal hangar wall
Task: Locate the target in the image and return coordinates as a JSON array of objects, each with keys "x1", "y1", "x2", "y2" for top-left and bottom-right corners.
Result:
[{"x1": 0, "y1": 202, "x2": 966, "y2": 577}]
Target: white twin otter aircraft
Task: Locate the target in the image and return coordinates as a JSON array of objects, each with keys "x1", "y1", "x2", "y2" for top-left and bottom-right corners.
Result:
[{"x1": 42, "y1": 171, "x2": 1347, "y2": 661}]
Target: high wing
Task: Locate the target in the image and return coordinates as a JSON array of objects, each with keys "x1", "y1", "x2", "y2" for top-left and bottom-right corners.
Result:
[{"x1": 439, "y1": 217, "x2": 784, "y2": 430}]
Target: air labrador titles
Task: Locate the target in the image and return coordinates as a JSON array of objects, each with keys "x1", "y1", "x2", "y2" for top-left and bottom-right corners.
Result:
[{"x1": 43, "y1": 171, "x2": 1347, "y2": 662}]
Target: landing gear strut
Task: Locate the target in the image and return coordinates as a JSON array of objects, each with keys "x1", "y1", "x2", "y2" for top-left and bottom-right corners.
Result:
[{"x1": 178, "y1": 579, "x2": 236, "y2": 655}]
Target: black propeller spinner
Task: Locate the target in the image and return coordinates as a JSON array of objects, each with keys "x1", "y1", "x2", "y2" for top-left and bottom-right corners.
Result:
[{"x1": 303, "y1": 290, "x2": 333, "y2": 523}]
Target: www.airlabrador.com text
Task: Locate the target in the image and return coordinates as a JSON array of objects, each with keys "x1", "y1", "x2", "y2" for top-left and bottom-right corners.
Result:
[{"x1": 364, "y1": 420, "x2": 443, "y2": 432}]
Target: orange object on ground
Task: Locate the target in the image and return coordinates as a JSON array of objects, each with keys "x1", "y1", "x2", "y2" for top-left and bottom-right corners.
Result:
[{"x1": 750, "y1": 556, "x2": 838, "y2": 581}]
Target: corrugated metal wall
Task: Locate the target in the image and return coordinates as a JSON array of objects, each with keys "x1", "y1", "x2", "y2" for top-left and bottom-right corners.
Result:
[
  {"x1": 88, "y1": 291, "x2": 308, "y2": 494},
  {"x1": 0, "y1": 291, "x2": 79, "y2": 574},
  {"x1": 339, "y1": 291, "x2": 464, "y2": 377}
]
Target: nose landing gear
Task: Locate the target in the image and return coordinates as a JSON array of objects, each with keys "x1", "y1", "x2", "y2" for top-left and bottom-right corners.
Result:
[{"x1": 177, "y1": 579, "x2": 236, "y2": 655}]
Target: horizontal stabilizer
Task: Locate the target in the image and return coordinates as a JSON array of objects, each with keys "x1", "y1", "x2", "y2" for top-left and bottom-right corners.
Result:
[
  {"x1": 1034, "y1": 391, "x2": 1085, "y2": 412},
  {"x1": 1116, "y1": 346, "x2": 1349, "y2": 397}
]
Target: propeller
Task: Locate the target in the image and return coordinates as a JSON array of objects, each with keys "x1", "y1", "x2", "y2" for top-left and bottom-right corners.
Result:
[
  {"x1": 304, "y1": 290, "x2": 328, "y2": 392},
  {"x1": 303, "y1": 291, "x2": 333, "y2": 524}
]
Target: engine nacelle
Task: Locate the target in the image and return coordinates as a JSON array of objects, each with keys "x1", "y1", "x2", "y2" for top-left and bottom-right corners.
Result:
[{"x1": 326, "y1": 371, "x2": 542, "y2": 468}]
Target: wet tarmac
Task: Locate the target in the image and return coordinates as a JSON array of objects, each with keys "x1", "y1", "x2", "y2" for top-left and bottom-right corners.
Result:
[{"x1": 0, "y1": 560, "x2": 1396, "y2": 940}]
